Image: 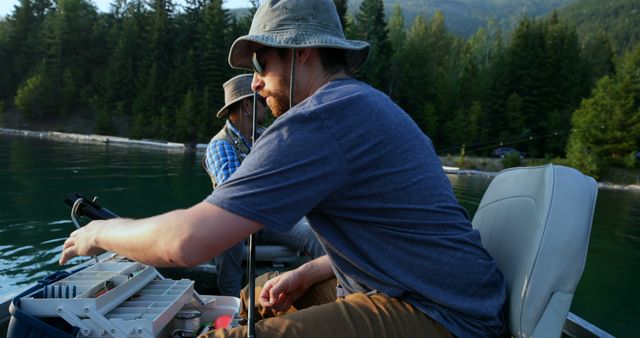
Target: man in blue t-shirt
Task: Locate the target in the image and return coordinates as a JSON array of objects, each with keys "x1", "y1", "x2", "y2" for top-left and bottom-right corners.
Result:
[
  {"x1": 205, "y1": 74, "x2": 324, "y2": 297},
  {"x1": 59, "y1": 0, "x2": 506, "y2": 337}
]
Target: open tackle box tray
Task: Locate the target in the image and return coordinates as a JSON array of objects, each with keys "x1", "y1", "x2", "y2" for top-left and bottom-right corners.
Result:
[{"x1": 7, "y1": 256, "x2": 240, "y2": 338}]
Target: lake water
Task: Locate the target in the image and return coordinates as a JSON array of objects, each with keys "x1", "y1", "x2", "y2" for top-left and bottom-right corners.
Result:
[{"x1": 1, "y1": 133, "x2": 638, "y2": 337}]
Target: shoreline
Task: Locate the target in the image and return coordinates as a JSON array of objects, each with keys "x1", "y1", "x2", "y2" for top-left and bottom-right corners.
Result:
[
  {"x1": 442, "y1": 165, "x2": 640, "y2": 192},
  {"x1": 2, "y1": 127, "x2": 639, "y2": 192},
  {"x1": 0, "y1": 127, "x2": 208, "y2": 151}
]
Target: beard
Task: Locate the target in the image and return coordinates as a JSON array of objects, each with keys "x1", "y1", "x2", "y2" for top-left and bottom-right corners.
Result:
[{"x1": 264, "y1": 73, "x2": 291, "y2": 118}]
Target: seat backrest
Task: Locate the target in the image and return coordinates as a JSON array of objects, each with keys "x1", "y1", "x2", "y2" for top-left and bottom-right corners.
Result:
[{"x1": 471, "y1": 164, "x2": 597, "y2": 338}]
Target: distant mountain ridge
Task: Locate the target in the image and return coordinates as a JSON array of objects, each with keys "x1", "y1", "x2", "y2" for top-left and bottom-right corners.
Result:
[
  {"x1": 229, "y1": 0, "x2": 636, "y2": 51},
  {"x1": 349, "y1": 0, "x2": 579, "y2": 37}
]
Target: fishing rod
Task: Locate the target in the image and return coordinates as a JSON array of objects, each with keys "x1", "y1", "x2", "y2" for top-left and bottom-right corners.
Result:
[
  {"x1": 247, "y1": 91, "x2": 259, "y2": 338},
  {"x1": 64, "y1": 193, "x2": 118, "y2": 220}
]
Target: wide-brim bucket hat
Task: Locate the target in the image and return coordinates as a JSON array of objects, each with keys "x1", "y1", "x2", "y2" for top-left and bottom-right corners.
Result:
[
  {"x1": 228, "y1": 0, "x2": 370, "y2": 75},
  {"x1": 216, "y1": 74, "x2": 254, "y2": 118}
]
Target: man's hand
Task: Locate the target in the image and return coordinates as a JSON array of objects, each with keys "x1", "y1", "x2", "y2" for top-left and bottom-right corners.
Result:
[
  {"x1": 258, "y1": 255, "x2": 334, "y2": 312},
  {"x1": 59, "y1": 219, "x2": 115, "y2": 265},
  {"x1": 259, "y1": 269, "x2": 309, "y2": 312}
]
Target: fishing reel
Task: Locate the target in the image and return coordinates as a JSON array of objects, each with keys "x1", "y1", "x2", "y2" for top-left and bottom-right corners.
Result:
[{"x1": 64, "y1": 193, "x2": 118, "y2": 220}]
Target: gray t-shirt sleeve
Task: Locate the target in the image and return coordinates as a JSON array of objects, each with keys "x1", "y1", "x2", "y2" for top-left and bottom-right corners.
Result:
[{"x1": 205, "y1": 110, "x2": 347, "y2": 232}]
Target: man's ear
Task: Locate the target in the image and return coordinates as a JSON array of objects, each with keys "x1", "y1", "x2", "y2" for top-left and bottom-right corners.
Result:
[
  {"x1": 242, "y1": 98, "x2": 253, "y2": 112},
  {"x1": 296, "y1": 48, "x2": 312, "y2": 64}
]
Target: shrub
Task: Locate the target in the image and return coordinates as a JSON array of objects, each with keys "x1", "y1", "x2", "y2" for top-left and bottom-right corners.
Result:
[
  {"x1": 501, "y1": 152, "x2": 522, "y2": 169},
  {"x1": 623, "y1": 151, "x2": 638, "y2": 170},
  {"x1": 15, "y1": 74, "x2": 44, "y2": 120}
]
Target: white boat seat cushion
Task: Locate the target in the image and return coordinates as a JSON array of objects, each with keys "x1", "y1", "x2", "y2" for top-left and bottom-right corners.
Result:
[{"x1": 471, "y1": 164, "x2": 597, "y2": 338}]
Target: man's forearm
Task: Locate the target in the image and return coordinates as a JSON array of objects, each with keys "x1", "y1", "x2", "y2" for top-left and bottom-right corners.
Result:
[
  {"x1": 62, "y1": 201, "x2": 262, "y2": 267},
  {"x1": 93, "y1": 208, "x2": 203, "y2": 267},
  {"x1": 297, "y1": 255, "x2": 334, "y2": 289}
]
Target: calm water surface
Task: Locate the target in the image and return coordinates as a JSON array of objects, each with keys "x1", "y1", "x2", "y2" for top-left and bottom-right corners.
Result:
[{"x1": 1, "y1": 134, "x2": 638, "y2": 337}]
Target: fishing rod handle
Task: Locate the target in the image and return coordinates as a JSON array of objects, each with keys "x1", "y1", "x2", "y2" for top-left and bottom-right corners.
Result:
[{"x1": 64, "y1": 193, "x2": 119, "y2": 220}]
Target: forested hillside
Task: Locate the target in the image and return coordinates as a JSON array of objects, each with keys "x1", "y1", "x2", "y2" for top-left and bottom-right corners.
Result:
[
  {"x1": 349, "y1": 0, "x2": 578, "y2": 36},
  {"x1": 0, "y1": 0, "x2": 638, "y2": 178},
  {"x1": 559, "y1": 0, "x2": 640, "y2": 52}
]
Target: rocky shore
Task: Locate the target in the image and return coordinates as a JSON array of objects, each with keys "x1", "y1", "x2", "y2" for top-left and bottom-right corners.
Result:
[{"x1": 0, "y1": 127, "x2": 205, "y2": 151}]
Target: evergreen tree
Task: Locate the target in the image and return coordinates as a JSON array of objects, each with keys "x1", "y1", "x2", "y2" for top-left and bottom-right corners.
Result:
[
  {"x1": 333, "y1": 0, "x2": 348, "y2": 31},
  {"x1": 95, "y1": 107, "x2": 115, "y2": 135},
  {"x1": 429, "y1": 11, "x2": 463, "y2": 149},
  {"x1": 581, "y1": 31, "x2": 616, "y2": 88},
  {"x1": 396, "y1": 16, "x2": 433, "y2": 136},
  {"x1": 352, "y1": 0, "x2": 392, "y2": 92},
  {"x1": 0, "y1": 20, "x2": 14, "y2": 101},
  {"x1": 0, "y1": 100, "x2": 5, "y2": 126},
  {"x1": 543, "y1": 12, "x2": 584, "y2": 155},
  {"x1": 132, "y1": 0, "x2": 175, "y2": 138},
  {"x1": 455, "y1": 27, "x2": 495, "y2": 149},
  {"x1": 560, "y1": 0, "x2": 640, "y2": 53},
  {"x1": 175, "y1": 90, "x2": 196, "y2": 142},
  {"x1": 6, "y1": 0, "x2": 53, "y2": 95},
  {"x1": 194, "y1": 0, "x2": 231, "y2": 139},
  {"x1": 504, "y1": 17, "x2": 550, "y2": 157},
  {"x1": 567, "y1": 45, "x2": 640, "y2": 176},
  {"x1": 15, "y1": 0, "x2": 102, "y2": 119},
  {"x1": 386, "y1": 4, "x2": 405, "y2": 100},
  {"x1": 235, "y1": 0, "x2": 258, "y2": 35},
  {"x1": 14, "y1": 72, "x2": 43, "y2": 120},
  {"x1": 103, "y1": 0, "x2": 146, "y2": 119},
  {"x1": 171, "y1": 0, "x2": 202, "y2": 113},
  {"x1": 485, "y1": 28, "x2": 511, "y2": 147}
]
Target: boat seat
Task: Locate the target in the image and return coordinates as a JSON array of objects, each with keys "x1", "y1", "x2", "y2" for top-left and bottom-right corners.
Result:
[{"x1": 471, "y1": 164, "x2": 597, "y2": 338}]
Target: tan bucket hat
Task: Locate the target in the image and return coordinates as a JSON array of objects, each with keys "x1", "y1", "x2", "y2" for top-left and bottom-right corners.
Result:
[
  {"x1": 216, "y1": 74, "x2": 254, "y2": 118},
  {"x1": 228, "y1": 0, "x2": 370, "y2": 75}
]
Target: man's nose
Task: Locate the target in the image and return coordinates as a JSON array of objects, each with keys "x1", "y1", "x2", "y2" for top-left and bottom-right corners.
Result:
[{"x1": 252, "y1": 73, "x2": 264, "y2": 92}]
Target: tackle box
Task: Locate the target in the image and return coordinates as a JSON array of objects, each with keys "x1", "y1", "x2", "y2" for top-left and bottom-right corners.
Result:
[{"x1": 7, "y1": 259, "x2": 240, "y2": 337}]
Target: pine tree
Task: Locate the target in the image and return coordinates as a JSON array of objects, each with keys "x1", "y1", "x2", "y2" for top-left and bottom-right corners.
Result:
[
  {"x1": 543, "y1": 12, "x2": 583, "y2": 155},
  {"x1": 504, "y1": 17, "x2": 550, "y2": 156},
  {"x1": 132, "y1": 0, "x2": 175, "y2": 138},
  {"x1": 104, "y1": 0, "x2": 146, "y2": 119},
  {"x1": 7, "y1": 0, "x2": 53, "y2": 93},
  {"x1": 195, "y1": 0, "x2": 231, "y2": 140},
  {"x1": 387, "y1": 4, "x2": 405, "y2": 100},
  {"x1": 352, "y1": 0, "x2": 392, "y2": 92},
  {"x1": 567, "y1": 45, "x2": 640, "y2": 176},
  {"x1": 581, "y1": 30, "x2": 616, "y2": 88},
  {"x1": 396, "y1": 16, "x2": 433, "y2": 136},
  {"x1": 333, "y1": 0, "x2": 348, "y2": 31},
  {"x1": 175, "y1": 90, "x2": 196, "y2": 142},
  {"x1": 16, "y1": 0, "x2": 102, "y2": 119},
  {"x1": 429, "y1": 11, "x2": 463, "y2": 149}
]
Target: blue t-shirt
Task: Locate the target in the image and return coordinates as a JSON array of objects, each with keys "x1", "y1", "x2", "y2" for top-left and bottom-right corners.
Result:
[{"x1": 206, "y1": 78, "x2": 506, "y2": 337}]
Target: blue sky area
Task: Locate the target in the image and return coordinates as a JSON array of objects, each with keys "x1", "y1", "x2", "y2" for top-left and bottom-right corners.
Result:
[{"x1": 0, "y1": 0, "x2": 253, "y2": 17}]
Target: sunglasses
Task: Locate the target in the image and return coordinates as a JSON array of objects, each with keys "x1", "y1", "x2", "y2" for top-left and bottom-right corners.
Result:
[{"x1": 252, "y1": 49, "x2": 266, "y2": 76}]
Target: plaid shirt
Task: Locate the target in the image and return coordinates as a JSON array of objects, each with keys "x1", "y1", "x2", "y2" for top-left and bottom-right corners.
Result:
[{"x1": 205, "y1": 120, "x2": 251, "y2": 185}]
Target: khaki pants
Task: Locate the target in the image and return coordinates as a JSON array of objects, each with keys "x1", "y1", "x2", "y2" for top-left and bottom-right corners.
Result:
[{"x1": 200, "y1": 272, "x2": 453, "y2": 338}]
